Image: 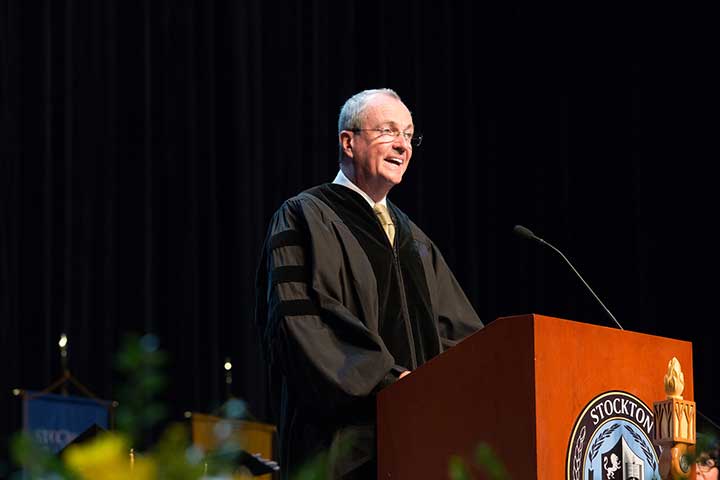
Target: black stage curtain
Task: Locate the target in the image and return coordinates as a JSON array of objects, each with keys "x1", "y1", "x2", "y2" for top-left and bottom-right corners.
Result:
[{"x1": 1, "y1": 0, "x2": 718, "y2": 463}]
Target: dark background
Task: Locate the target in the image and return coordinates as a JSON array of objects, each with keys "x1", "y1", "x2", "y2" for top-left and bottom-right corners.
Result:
[{"x1": 2, "y1": 0, "x2": 718, "y2": 467}]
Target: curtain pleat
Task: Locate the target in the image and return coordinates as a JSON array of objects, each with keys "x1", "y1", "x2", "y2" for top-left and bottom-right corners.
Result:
[{"x1": 1, "y1": 0, "x2": 718, "y2": 456}]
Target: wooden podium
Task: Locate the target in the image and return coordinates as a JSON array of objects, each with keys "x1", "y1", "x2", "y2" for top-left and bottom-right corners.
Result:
[{"x1": 377, "y1": 314, "x2": 694, "y2": 479}]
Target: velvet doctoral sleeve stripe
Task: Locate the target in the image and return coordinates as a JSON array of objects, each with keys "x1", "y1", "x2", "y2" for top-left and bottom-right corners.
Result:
[
  {"x1": 263, "y1": 196, "x2": 396, "y2": 418},
  {"x1": 271, "y1": 299, "x2": 320, "y2": 318},
  {"x1": 269, "y1": 229, "x2": 308, "y2": 250},
  {"x1": 270, "y1": 265, "x2": 309, "y2": 286}
]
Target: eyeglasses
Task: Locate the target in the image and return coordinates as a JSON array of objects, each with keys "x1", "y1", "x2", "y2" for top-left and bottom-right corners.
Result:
[
  {"x1": 698, "y1": 457, "x2": 717, "y2": 477},
  {"x1": 350, "y1": 127, "x2": 423, "y2": 148}
]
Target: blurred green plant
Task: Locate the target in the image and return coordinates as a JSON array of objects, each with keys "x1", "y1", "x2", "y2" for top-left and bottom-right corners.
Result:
[
  {"x1": 9, "y1": 333, "x2": 257, "y2": 479},
  {"x1": 10, "y1": 432, "x2": 79, "y2": 479},
  {"x1": 448, "y1": 442, "x2": 510, "y2": 480},
  {"x1": 449, "y1": 454, "x2": 473, "y2": 480},
  {"x1": 292, "y1": 451, "x2": 329, "y2": 480},
  {"x1": 115, "y1": 334, "x2": 168, "y2": 447},
  {"x1": 290, "y1": 431, "x2": 355, "y2": 480}
]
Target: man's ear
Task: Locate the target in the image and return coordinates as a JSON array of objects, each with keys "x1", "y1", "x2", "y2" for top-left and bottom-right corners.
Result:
[{"x1": 339, "y1": 131, "x2": 354, "y2": 158}]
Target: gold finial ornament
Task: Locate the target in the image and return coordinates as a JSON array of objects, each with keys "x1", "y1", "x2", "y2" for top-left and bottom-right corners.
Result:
[
  {"x1": 663, "y1": 357, "x2": 685, "y2": 399},
  {"x1": 654, "y1": 357, "x2": 696, "y2": 480}
]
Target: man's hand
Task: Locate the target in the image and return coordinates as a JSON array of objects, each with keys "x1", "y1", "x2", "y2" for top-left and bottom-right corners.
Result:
[{"x1": 399, "y1": 370, "x2": 411, "y2": 379}]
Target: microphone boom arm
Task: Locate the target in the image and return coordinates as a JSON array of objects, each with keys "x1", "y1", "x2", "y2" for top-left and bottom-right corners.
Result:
[{"x1": 537, "y1": 237, "x2": 624, "y2": 331}]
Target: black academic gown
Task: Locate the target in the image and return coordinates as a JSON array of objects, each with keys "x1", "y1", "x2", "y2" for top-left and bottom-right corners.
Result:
[{"x1": 255, "y1": 184, "x2": 482, "y2": 479}]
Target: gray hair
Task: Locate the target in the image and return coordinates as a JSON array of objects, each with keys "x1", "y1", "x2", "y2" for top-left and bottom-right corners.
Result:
[{"x1": 337, "y1": 88, "x2": 402, "y2": 132}]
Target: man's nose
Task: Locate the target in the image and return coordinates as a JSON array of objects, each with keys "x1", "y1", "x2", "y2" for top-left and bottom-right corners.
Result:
[{"x1": 392, "y1": 139, "x2": 407, "y2": 153}]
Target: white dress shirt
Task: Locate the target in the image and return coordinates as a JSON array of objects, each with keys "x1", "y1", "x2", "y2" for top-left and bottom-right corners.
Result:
[{"x1": 332, "y1": 169, "x2": 388, "y2": 208}]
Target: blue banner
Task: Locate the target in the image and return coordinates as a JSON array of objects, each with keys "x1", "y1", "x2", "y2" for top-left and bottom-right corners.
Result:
[{"x1": 23, "y1": 391, "x2": 111, "y2": 453}]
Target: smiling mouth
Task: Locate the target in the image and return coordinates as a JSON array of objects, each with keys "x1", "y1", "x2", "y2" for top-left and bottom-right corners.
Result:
[{"x1": 385, "y1": 157, "x2": 403, "y2": 166}]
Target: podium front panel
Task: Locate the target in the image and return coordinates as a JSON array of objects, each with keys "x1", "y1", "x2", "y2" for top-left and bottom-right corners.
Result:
[{"x1": 378, "y1": 314, "x2": 693, "y2": 479}]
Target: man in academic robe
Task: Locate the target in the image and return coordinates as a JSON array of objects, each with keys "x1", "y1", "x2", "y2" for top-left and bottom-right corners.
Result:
[{"x1": 255, "y1": 88, "x2": 483, "y2": 479}]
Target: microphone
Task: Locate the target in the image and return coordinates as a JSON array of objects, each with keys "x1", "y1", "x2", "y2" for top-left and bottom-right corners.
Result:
[
  {"x1": 513, "y1": 225, "x2": 624, "y2": 330},
  {"x1": 513, "y1": 226, "x2": 720, "y2": 433}
]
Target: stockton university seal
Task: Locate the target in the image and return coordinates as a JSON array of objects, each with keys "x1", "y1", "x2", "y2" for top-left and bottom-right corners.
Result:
[{"x1": 566, "y1": 391, "x2": 661, "y2": 480}]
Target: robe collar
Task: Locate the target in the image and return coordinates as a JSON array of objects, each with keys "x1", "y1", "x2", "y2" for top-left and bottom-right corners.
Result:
[{"x1": 332, "y1": 169, "x2": 388, "y2": 208}]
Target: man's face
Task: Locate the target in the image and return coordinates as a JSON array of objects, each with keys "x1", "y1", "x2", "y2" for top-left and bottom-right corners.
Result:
[{"x1": 346, "y1": 95, "x2": 414, "y2": 200}]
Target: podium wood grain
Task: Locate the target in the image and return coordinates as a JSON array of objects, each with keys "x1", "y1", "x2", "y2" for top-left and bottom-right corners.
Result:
[{"x1": 377, "y1": 314, "x2": 693, "y2": 479}]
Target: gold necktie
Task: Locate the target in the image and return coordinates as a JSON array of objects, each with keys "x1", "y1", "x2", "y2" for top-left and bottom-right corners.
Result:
[{"x1": 373, "y1": 203, "x2": 395, "y2": 246}]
